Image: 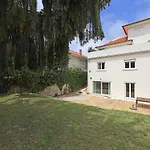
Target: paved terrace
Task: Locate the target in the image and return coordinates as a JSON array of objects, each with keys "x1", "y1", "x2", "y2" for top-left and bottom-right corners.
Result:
[{"x1": 61, "y1": 95, "x2": 150, "y2": 115}]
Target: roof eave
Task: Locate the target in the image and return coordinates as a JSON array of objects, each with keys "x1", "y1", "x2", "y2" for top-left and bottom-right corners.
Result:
[
  {"x1": 96, "y1": 40, "x2": 133, "y2": 50},
  {"x1": 122, "y1": 26, "x2": 128, "y2": 35},
  {"x1": 122, "y1": 17, "x2": 150, "y2": 35}
]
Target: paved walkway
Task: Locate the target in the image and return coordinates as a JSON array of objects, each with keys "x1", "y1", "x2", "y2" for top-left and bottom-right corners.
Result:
[{"x1": 61, "y1": 94, "x2": 150, "y2": 115}]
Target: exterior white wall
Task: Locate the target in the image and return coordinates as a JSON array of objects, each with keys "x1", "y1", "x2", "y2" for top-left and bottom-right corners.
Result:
[
  {"x1": 131, "y1": 34, "x2": 150, "y2": 44},
  {"x1": 128, "y1": 21, "x2": 150, "y2": 44},
  {"x1": 69, "y1": 54, "x2": 87, "y2": 70},
  {"x1": 88, "y1": 51, "x2": 150, "y2": 100},
  {"x1": 88, "y1": 20, "x2": 150, "y2": 100},
  {"x1": 89, "y1": 42, "x2": 150, "y2": 59}
]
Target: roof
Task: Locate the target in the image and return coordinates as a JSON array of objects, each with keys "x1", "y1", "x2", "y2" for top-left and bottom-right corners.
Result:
[
  {"x1": 122, "y1": 17, "x2": 150, "y2": 35},
  {"x1": 69, "y1": 50, "x2": 87, "y2": 59},
  {"x1": 95, "y1": 17, "x2": 150, "y2": 49},
  {"x1": 95, "y1": 36, "x2": 132, "y2": 49}
]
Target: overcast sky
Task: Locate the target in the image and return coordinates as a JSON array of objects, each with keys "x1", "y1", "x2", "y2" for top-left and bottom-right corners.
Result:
[{"x1": 37, "y1": 0, "x2": 150, "y2": 55}]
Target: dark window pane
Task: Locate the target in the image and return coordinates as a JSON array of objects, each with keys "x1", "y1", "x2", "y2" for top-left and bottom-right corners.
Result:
[
  {"x1": 98, "y1": 63, "x2": 101, "y2": 69},
  {"x1": 93, "y1": 81, "x2": 101, "y2": 94},
  {"x1": 131, "y1": 83, "x2": 135, "y2": 98},
  {"x1": 102, "y1": 83, "x2": 110, "y2": 95},
  {"x1": 131, "y1": 61, "x2": 135, "y2": 68},
  {"x1": 93, "y1": 82, "x2": 96, "y2": 93},
  {"x1": 126, "y1": 83, "x2": 130, "y2": 97},
  {"x1": 96, "y1": 82, "x2": 101, "y2": 94},
  {"x1": 125, "y1": 62, "x2": 129, "y2": 68},
  {"x1": 102, "y1": 63, "x2": 105, "y2": 69}
]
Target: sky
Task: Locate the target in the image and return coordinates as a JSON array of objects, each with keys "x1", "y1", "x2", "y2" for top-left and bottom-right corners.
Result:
[{"x1": 37, "y1": 0, "x2": 150, "y2": 55}]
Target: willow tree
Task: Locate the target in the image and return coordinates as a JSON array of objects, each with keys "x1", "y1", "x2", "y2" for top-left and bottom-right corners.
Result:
[
  {"x1": 42, "y1": 0, "x2": 110, "y2": 69},
  {"x1": 7, "y1": 0, "x2": 38, "y2": 70},
  {"x1": 0, "y1": 0, "x2": 110, "y2": 71},
  {"x1": 0, "y1": 0, "x2": 38, "y2": 93},
  {"x1": 0, "y1": 0, "x2": 9, "y2": 92},
  {"x1": 0, "y1": 0, "x2": 110, "y2": 93},
  {"x1": 0, "y1": 0, "x2": 9, "y2": 73}
]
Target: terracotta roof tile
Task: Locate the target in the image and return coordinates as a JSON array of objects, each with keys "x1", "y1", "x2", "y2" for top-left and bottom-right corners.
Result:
[
  {"x1": 69, "y1": 50, "x2": 87, "y2": 58},
  {"x1": 96, "y1": 17, "x2": 150, "y2": 49},
  {"x1": 95, "y1": 36, "x2": 132, "y2": 49}
]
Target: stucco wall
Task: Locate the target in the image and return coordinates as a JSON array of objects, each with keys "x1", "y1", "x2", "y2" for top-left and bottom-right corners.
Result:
[
  {"x1": 69, "y1": 54, "x2": 87, "y2": 70},
  {"x1": 88, "y1": 42, "x2": 150, "y2": 59},
  {"x1": 128, "y1": 21, "x2": 150, "y2": 44},
  {"x1": 88, "y1": 20, "x2": 150, "y2": 100},
  {"x1": 88, "y1": 51, "x2": 150, "y2": 100}
]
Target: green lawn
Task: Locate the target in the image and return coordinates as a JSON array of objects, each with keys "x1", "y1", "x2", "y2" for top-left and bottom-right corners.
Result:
[{"x1": 0, "y1": 94, "x2": 150, "y2": 150}]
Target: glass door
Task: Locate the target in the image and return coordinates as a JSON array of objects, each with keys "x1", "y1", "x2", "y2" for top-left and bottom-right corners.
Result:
[
  {"x1": 125, "y1": 83, "x2": 135, "y2": 98},
  {"x1": 93, "y1": 81, "x2": 111, "y2": 95},
  {"x1": 102, "y1": 82, "x2": 111, "y2": 95},
  {"x1": 93, "y1": 81, "x2": 101, "y2": 94}
]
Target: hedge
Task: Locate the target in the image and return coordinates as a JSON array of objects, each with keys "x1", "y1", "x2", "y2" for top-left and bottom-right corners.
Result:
[{"x1": 0, "y1": 68, "x2": 87, "y2": 94}]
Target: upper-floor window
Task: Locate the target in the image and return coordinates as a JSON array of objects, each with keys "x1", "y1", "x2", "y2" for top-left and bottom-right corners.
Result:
[
  {"x1": 98, "y1": 62, "x2": 105, "y2": 70},
  {"x1": 124, "y1": 59, "x2": 136, "y2": 69}
]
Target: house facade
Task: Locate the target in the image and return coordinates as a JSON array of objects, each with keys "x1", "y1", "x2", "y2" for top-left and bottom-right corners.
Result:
[
  {"x1": 88, "y1": 17, "x2": 150, "y2": 100},
  {"x1": 69, "y1": 49, "x2": 87, "y2": 71}
]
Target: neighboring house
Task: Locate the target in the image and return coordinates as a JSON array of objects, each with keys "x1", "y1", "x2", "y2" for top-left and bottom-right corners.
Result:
[
  {"x1": 69, "y1": 49, "x2": 87, "y2": 71},
  {"x1": 88, "y1": 17, "x2": 150, "y2": 100}
]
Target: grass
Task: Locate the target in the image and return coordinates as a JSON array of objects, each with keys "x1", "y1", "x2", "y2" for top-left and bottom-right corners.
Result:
[{"x1": 0, "y1": 94, "x2": 150, "y2": 150}]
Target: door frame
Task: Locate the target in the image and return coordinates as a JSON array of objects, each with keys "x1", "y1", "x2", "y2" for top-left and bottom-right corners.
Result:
[
  {"x1": 124, "y1": 82, "x2": 136, "y2": 100},
  {"x1": 93, "y1": 81, "x2": 111, "y2": 96}
]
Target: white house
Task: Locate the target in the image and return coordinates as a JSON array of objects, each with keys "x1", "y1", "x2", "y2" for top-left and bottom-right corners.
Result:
[
  {"x1": 88, "y1": 17, "x2": 150, "y2": 100},
  {"x1": 69, "y1": 49, "x2": 87, "y2": 71}
]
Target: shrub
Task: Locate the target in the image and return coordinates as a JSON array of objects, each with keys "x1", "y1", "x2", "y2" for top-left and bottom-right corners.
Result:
[
  {"x1": 2, "y1": 68, "x2": 87, "y2": 94},
  {"x1": 66, "y1": 68, "x2": 87, "y2": 91}
]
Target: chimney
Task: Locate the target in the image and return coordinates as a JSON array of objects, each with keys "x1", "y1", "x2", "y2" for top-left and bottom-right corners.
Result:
[{"x1": 79, "y1": 49, "x2": 82, "y2": 55}]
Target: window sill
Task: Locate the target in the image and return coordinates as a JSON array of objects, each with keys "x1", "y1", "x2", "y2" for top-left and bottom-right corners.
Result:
[
  {"x1": 123, "y1": 68, "x2": 138, "y2": 71},
  {"x1": 97, "y1": 69, "x2": 107, "y2": 72}
]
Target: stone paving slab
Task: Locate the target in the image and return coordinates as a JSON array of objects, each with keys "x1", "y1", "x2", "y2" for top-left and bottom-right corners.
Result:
[{"x1": 61, "y1": 95, "x2": 150, "y2": 115}]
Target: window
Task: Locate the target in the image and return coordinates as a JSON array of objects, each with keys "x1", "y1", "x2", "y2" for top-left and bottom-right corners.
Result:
[
  {"x1": 124, "y1": 60, "x2": 136, "y2": 69},
  {"x1": 102, "y1": 82, "x2": 111, "y2": 95},
  {"x1": 125, "y1": 62, "x2": 129, "y2": 68},
  {"x1": 98, "y1": 62, "x2": 105, "y2": 70},
  {"x1": 93, "y1": 81, "x2": 111, "y2": 95},
  {"x1": 125, "y1": 83, "x2": 135, "y2": 98},
  {"x1": 93, "y1": 81, "x2": 101, "y2": 94},
  {"x1": 131, "y1": 61, "x2": 135, "y2": 68}
]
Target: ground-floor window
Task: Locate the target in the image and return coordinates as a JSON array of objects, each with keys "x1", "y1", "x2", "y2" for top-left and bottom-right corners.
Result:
[
  {"x1": 125, "y1": 83, "x2": 135, "y2": 98},
  {"x1": 93, "y1": 81, "x2": 111, "y2": 95}
]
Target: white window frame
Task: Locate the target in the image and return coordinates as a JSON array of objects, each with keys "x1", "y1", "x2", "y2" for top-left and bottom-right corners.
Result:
[
  {"x1": 125, "y1": 82, "x2": 136, "y2": 99},
  {"x1": 93, "y1": 81, "x2": 111, "y2": 96},
  {"x1": 124, "y1": 59, "x2": 136, "y2": 70},
  {"x1": 97, "y1": 62, "x2": 106, "y2": 70}
]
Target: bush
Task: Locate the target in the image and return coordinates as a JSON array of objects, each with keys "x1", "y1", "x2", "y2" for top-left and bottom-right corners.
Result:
[
  {"x1": 4, "y1": 69, "x2": 38, "y2": 94},
  {"x1": 1, "y1": 68, "x2": 87, "y2": 94},
  {"x1": 66, "y1": 68, "x2": 87, "y2": 91}
]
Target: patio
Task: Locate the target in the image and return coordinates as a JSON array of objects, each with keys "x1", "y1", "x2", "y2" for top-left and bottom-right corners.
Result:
[{"x1": 61, "y1": 94, "x2": 150, "y2": 115}]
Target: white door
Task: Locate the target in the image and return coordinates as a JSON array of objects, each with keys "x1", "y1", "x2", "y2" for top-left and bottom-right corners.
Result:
[{"x1": 125, "y1": 83, "x2": 135, "y2": 98}]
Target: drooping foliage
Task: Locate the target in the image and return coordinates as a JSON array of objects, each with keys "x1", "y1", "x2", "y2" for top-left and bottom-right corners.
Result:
[{"x1": 0, "y1": 0, "x2": 110, "y2": 93}]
